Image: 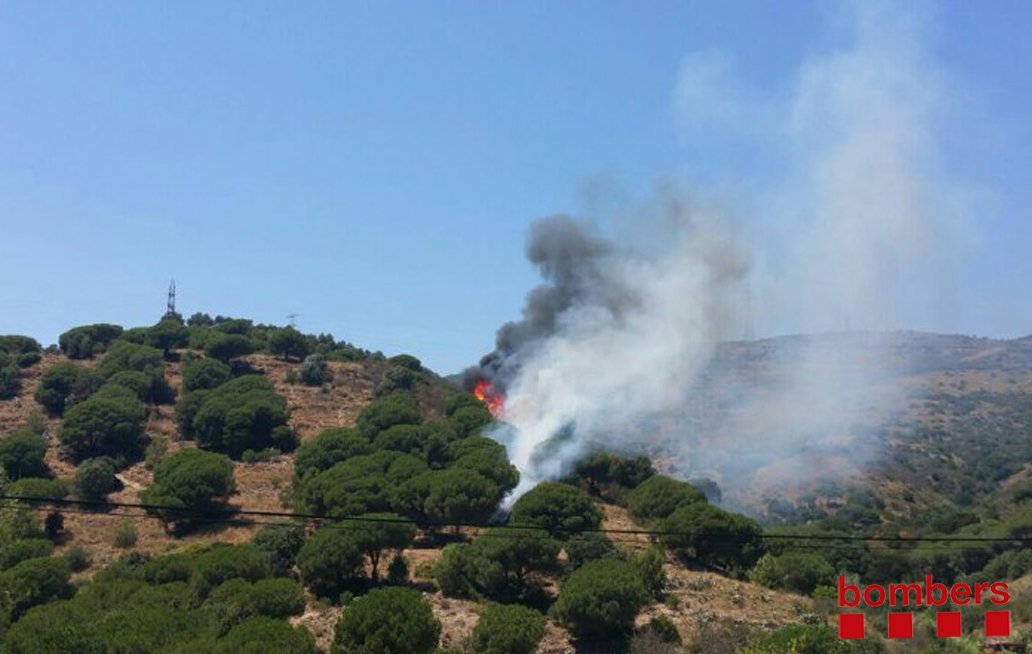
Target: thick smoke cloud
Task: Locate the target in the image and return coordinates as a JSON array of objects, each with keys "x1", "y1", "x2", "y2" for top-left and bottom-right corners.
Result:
[{"x1": 477, "y1": 1, "x2": 974, "y2": 505}]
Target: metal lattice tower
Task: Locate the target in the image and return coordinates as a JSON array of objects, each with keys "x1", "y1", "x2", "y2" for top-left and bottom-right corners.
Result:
[{"x1": 166, "y1": 279, "x2": 177, "y2": 316}]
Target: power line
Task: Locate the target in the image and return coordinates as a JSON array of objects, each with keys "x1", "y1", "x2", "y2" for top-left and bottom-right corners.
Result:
[
  {"x1": 4, "y1": 494, "x2": 1029, "y2": 546},
  {"x1": 5, "y1": 502, "x2": 1012, "y2": 554}
]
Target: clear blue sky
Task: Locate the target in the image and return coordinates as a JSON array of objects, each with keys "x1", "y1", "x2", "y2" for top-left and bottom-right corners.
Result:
[{"x1": 2, "y1": 1, "x2": 1030, "y2": 373}]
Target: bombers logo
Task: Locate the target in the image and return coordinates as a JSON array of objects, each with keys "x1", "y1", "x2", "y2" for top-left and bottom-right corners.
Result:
[{"x1": 836, "y1": 576, "x2": 1012, "y2": 640}]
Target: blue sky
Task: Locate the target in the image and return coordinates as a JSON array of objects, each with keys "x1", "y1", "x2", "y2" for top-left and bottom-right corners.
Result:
[{"x1": 1, "y1": 1, "x2": 1030, "y2": 373}]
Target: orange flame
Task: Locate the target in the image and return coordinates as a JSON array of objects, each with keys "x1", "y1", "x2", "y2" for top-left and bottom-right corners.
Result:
[{"x1": 473, "y1": 379, "x2": 504, "y2": 418}]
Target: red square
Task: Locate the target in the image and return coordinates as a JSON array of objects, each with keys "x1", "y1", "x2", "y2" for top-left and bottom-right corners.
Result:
[
  {"x1": 985, "y1": 611, "x2": 1011, "y2": 637},
  {"x1": 887, "y1": 612, "x2": 913, "y2": 638},
  {"x1": 936, "y1": 611, "x2": 962, "y2": 638},
  {"x1": 838, "y1": 613, "x2": 865, "y2": 639}
]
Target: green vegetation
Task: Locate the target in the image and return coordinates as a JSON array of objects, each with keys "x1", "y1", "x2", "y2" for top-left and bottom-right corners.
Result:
[
  {"x1": 189, "y1": 375, "x2": 295, "y2": 457},
  {"x1": 627, "y1": 474, "x2": 706, "y2": 522},
  {"x1": 660, "y1": 503, "x2": 763, "y2": 571},
  {"x1": 331, "y1": 587, "x2": 441, "y2": 654},
  {"x1": 268, "y1": 327, "x2": 310, "y2": 361},
  {"x1": 181, "y1": 356, "x2": 232, "y2": 392},
  {"x1": 35, "y1": 362, "x2": 103, "y2": 416},
  {"x1": 299, "y1": 353, "x2": 330, "y2": 385},
  {"x1": 471, "y1": 603, "x2": 546, "y2": 654},
  {"x1": 73, "y1": 457, "x2": 119, "y2": 501},
  {"x1": 509, "y1": 481, "x2": 602, "y2": 537},
  {"x1": 141, "y1": 448, "x2": 235, "y2": 529},
  {"x1": 59, "y1": 323, "x2": 123, "y2": 359},
  {"x1": 550, "y1": 558, "x2": 650, "y2": 638},
  {"x1": 0, "y1": 431, "x2": 49, "y2": 480},
  {"x1": 58, "y1": 391, "x2": 147, "y2": 461}
]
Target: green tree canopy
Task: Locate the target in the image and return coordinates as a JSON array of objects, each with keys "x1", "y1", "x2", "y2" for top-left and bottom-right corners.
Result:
[
  {"x1": 659, "y1": 503, "x2": 763, "y2": 570},
  {"x1": 509, "y1": 482, "x2": 602, "y2": 537},
  {"x1": 338, "y1": 513, "x2": 416, "y2": 579},
  {"x1": 59, "y1": 323, "x2": 124, "y2": 359},
  {"x1": 626, "y1": 474, "x2": 707, "y2": 522},
  {"x1": 355, "y1": 393, "x2": 422, "y2": 439},
  {"x1": 549, "y1": 558, "x2": 649, "y2": 638},
  {"x1": 191, "y1": 375, "x2": 295, "y2": 458},
  {"x1": 293, "y1": 428, "x2": 372, "y2": 481},
  {"x1": 268, "y1": 327, "x2": 311, "y2": 361},
  {"x1": 35, "y1": 362, "x2": 103, "y2": 416},
  {"x1": 58, "y1": 393, "x2": 147, "y2": 461},
  {"x1": 213, "y1": 616, "x2": 317, "y2": 654},
  {"x1": 472, "y1": 603, "x2": 546, "y2": 654},
  {"x1": 423, "y1": 468, "x2": 503, "y2": 528},
  {"x1": 146, "y1": 317, "x2": 190, "y2": 356},
  {"x1": 332, "y1": 587, "x2": 441, "y2": 654},
  {"x1": 205, "y1": 333, "x2": 257, "y2": 363},
  {"x1": 74, "y1": 457, "x2": 119, "y2": 502},
  {"x1": 181, "y1": 356, "x2": 232, "y2": 392},
  {"x1": 296, "y1": 525, "x2": 365, "y2": 599},
  {"x1": 0, "y1": 430, "x2": 49, "y2": 480},
  {"x1": 141, "y1": 448, "x2": 236, "y2": 527}
]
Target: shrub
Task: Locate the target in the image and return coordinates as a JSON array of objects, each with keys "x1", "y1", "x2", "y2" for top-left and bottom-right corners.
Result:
[
  {"x1": 332, "y1": 586, "x2": 441, "y2": 654},
  {"x1": 509, "y1": 482, "x2": 602, "y2": 537},
  {"x1": 205, "y1": 333, "x2": 256, "y2": 363},
  {"x1": 0, "y1": 335, "x2": 41, "y2": 359},
  {"x1": 645, "y1": 615, "x2": 681, "y2": 645},
  {"x1": 213, "y1": 616, "x2": 317, "y2": 654},
  {"x1": 573, "y1": 451, "x2": 655, "y2": 496},
  {"x1": 748, "y1": 552, "x2": 835, "y2": 595},
  {"x1": 208, "y1": 577, "x2": 306, "y2": 632},
  {"x1": 7, "y1": 477, "x2": 69, "y2": 500},
  {"x1": 269, "y1": 327, "x2": 311, "y2": 361},
  {"x1": 387, "y1": 354, "x2": 422, "y2": 371},
  {"x1": 0, "y1": 430, "x2": 49, "y2": 480},
  {"x1": 0, "y1": 556, "x2": 74, "y2": 621},
  {"x1": 550, "y1": 558, "x2": 650, "y2": 637},
  {"x1": 355, "y1": 393, "x2": 422, "y2": 439},
  {"x1": 472, "y1": 603, "x2": 546, "y2": 654},
  {"x1": 191, "y1": 375, "x2": 295, "y2": 458},
  {"x1": 74, "y1": 457, "x2": 119, "y2": 501},
  {"x1": 0, "y1": 363, "x2": 21, "y2": 400},
  {"x1": 35, "y1": 362, "x2": 104, "y2": 416},
  {"x1": 293, "y1": 428, "x2": 371, "y2": 480},
  {"x1": 114, "y1": 519, "x2": 138, "y2": 548},
  {"x1": 297, "y1": 526, "x2": 365, "y2": 599},
  {"x1": 449, "y1": 405, "x2": 493, "y2": 438},
  {"x1": 191, "y1": 544, "x2": 271, "y2": 598},
  {"x1": 251, "y1": 522, "x2": 306, "y2": 577},
  {"x1": 627, "y1": 475, "x2": 706, "y2": 522},
  {"x1": 141, "y1": 448, "x2": 235, "y2": 528},
  {"x1": 375, "y1": 365, "x2": 418, "y2": 396},
  {"x1": 0, "y1": 538, "x2": 54, "y2": 570},
  {"x1": 181, "y1": 357, "x2": 232, "y2": 392},
  {"x1": 387, "y1": 554, "x2": 409, "y2": 584},
  {"x1": 64, "y1": 545, "x2": 91, "y2": 572},
  {"x1": 59, "y1": 323, "x2": 123, "y2": 359},
  {"x1": 299, "y1": 353, "x2": 330, "y2": 386},
  {"x1": 564, "y1": 532, "x2": 619, "y2": 570},
  {"x1": 636, "y1": 545, "x2": 667, "y2": 597},
  {"x1": 59, "y1": 393, "x2": 147, "y2": 461},
  {"x1": 98, "y1": 341, "x2": 164, "y2": 378},
  {"x1": 738, "y1": 624, "x2": 868, "y2": 654},
  {"x1": 659, "y1": 503, "x2": 763, "y2": 570},
  {"x1": 174, "y1": 390, "x2": 210, "y2": 439}
]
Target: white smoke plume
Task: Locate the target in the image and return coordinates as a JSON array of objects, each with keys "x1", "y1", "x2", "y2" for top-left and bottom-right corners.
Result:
[{"x1": 485, "y1": 1, "x2": 973, "y2": 504}]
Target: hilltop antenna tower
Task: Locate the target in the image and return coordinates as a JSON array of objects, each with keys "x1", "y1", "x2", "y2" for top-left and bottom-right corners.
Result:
[
  {"x1": 166, "y1": 279, "x2": 177, "y2": 317},
  {"x1": 286, "y1": 313, "x2": 298, "y2": 328}
]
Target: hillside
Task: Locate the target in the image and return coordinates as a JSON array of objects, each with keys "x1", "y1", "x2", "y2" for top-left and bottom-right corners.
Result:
[
  {"x1": 4, "y1": 323, "x2": 1032, "y2": 652},
  {"x1": 0, "y1": 321, "x2": 822, "y2": 654}
]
